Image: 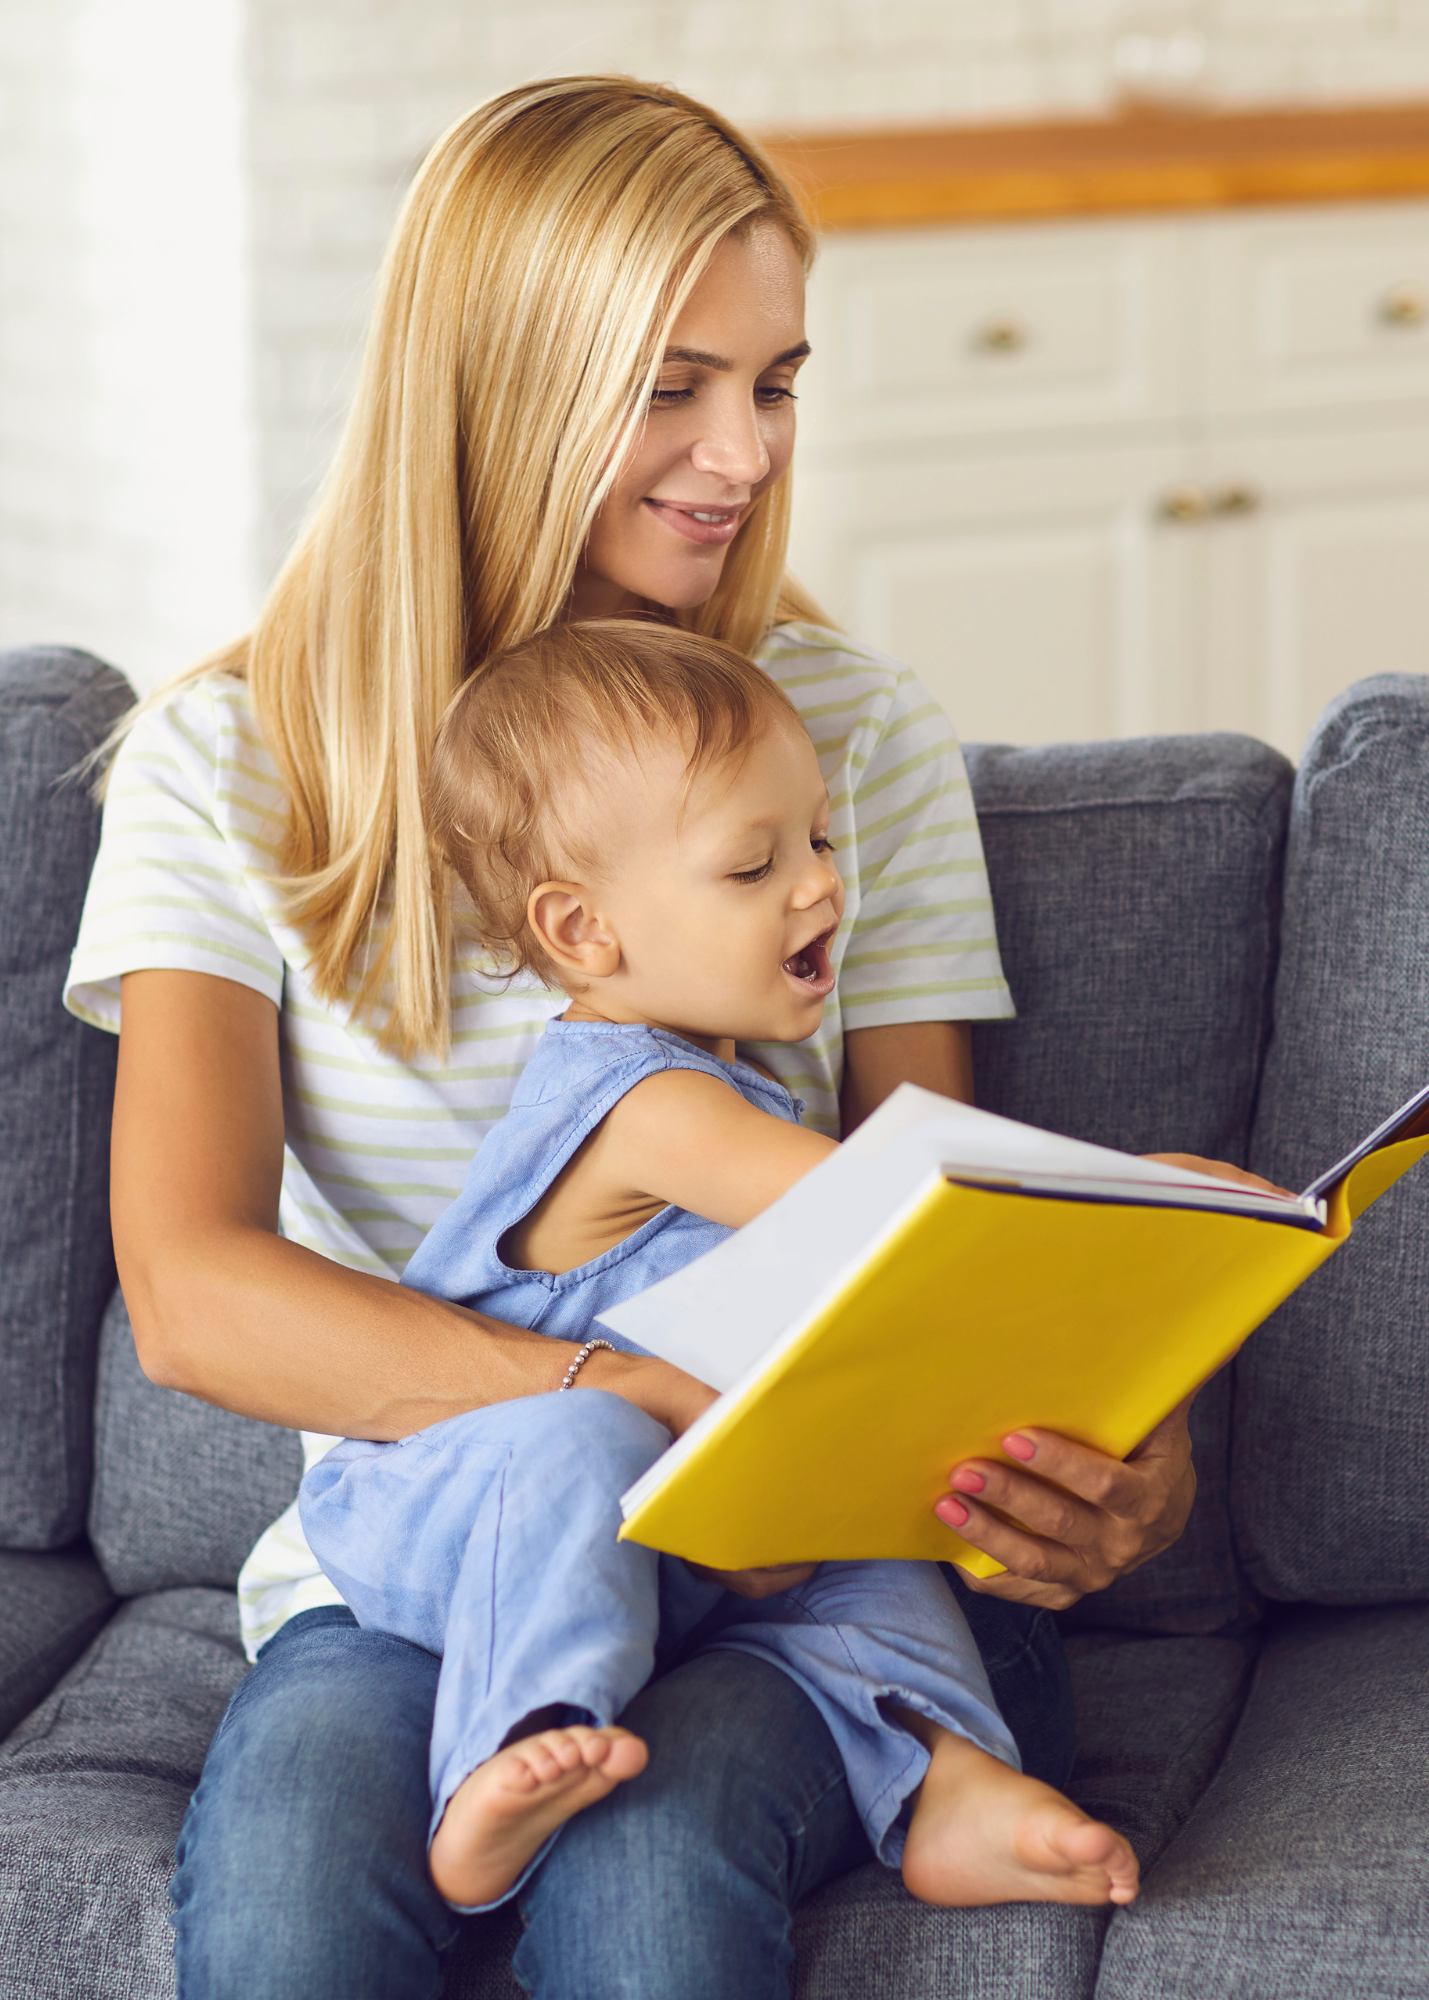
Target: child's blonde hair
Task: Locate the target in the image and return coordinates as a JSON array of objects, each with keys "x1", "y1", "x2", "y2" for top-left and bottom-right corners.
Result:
[{"x1": 427, "y1": 620, "x2": 802, "y2": 986}]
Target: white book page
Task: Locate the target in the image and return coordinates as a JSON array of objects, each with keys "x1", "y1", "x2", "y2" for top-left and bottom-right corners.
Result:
[{"x1": 597, "y1": 1083, "x2": 1315, "y2": 1392}]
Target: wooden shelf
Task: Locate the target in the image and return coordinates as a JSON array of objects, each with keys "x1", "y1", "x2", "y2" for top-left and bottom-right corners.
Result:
[{"x1": 760, "y1": 101, "x2": 1429, "y2": 230}]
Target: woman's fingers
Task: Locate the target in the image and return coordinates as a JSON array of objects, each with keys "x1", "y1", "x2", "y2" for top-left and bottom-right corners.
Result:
[{"x1": 937, "y1": 1395, "x2": 1199, "y2": 1610}]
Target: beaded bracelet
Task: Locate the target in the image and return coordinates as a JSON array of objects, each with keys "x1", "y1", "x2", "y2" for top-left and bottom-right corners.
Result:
[{"x1": 559, "y1": 1337, "x2": 615, "y2": 1390}]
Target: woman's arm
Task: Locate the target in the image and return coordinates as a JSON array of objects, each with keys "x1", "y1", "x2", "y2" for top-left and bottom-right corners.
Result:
[{"x1": 113, "y1": 969, "x2": 714, "y2": 1441}]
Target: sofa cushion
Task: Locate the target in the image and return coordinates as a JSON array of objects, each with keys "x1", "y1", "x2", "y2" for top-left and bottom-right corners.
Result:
[
  {"x1": 1239, "y1": 676, "x2": 1429, "y2": 1604},
  {"x1": 1092, "y1": 1602, "x2": 1429, "y2": 1999},
  {"x1": 0, "y1": 1546, "x2": 114, "y2": 1741},
  {"x1": 89, "y1": 1291, "x2": 304, "y2": 1596},
  {"x1": 0, "y1": 1586, "x2": 248, "y2": 2000},
  {"x1": 764, "y1": 1626, "x2": 1257, "y2": 2000},
  {"x1": 965, "y1": 736, "x2": 1292, "y2": 1637},
  {"x1": 0, "y1": 646, "x2": 133, "y2": 1545}
]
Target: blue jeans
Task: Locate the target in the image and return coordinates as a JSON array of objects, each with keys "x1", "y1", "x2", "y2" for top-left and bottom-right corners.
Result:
[
  {"x1": 171, "y1": 1585, "x2": 1073, "y2": 2000},
  {"x1": 300, "y1": 1389, "x2": 1018, "y2": 1889}
]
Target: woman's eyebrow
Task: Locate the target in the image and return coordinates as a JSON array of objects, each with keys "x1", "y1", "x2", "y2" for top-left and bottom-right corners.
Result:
[{"x1": 662, "y1": 341, "x2": 812, "y2": 372}]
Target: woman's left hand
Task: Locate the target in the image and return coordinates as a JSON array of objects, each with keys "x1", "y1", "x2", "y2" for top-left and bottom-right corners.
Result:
[{"x1": 936, "y1": 1394, "x2": 1198, "y2": 1611}]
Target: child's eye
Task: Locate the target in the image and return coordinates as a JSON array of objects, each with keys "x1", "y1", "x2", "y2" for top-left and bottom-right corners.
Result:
[
  {"x1": 811, "y1": 836, "x2": 833, "y2": 854},
  {"x1": 731, "y1": 861, "x2": 773, "y2": 885}
]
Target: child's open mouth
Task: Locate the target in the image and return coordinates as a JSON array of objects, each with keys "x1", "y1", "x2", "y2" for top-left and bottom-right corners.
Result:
[{"x1": 781, "y1": 929, "x2": 837, "y2": 999}]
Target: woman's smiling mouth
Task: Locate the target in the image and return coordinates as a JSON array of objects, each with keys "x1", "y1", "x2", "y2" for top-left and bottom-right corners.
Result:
[
  {"x1": 643, "y1": 498, "x2": 745, "y2": 546},
  {"x1": 781, "y1": 928, "x2": 836, "y2": 999}
]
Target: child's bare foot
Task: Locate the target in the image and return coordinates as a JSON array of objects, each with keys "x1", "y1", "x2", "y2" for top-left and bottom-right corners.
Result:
[
  {"x1": 429, "y1": 1724, "x2": 647, "y2": 1907},
  {"x1": 899, "y1": 1726, "x2": 1139, "y2": 1909}
]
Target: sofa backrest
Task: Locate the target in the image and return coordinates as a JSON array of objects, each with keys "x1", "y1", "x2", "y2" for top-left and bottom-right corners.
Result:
[
  {"x1": 1238, "y1": 675, "x2": 1429, "y2": 1605},
  {"x1": 966, "y1": 733, "x2": 1293, "y2": 1635},
  {"x1": 0, "y1": 648, "x2": 132, "y2": 1548}
]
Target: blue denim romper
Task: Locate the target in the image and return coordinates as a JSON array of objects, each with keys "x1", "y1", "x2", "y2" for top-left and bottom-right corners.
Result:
[{"x1": 300, "y1": 1021, "x2": 1017, "y2": 1909}]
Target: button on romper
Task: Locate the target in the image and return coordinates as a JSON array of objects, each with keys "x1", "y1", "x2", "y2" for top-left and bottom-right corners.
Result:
[{"x1": 299, "y1": 1021, "x2": 1018, "y2": 1910}]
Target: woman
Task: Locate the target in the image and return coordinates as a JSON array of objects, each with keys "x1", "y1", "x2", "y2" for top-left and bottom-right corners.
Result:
[{"x1": 68, "y1": 77, "x2": 1196, "y2": 1999}]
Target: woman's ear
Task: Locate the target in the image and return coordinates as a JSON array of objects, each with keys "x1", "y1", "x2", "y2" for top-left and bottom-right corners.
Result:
[{"x1": 527, "y1": 882, "x2": 621, "y2": 984}]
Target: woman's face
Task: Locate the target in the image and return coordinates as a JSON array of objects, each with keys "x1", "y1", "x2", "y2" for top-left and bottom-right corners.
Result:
[{"x1": 571, "y1": 222, "x2": 808, "y2": 619}]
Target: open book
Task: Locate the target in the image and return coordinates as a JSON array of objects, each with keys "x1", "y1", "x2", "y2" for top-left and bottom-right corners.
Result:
[{"x1": 604, "y1": 1082, "x2": 1429, "y2": 1575}]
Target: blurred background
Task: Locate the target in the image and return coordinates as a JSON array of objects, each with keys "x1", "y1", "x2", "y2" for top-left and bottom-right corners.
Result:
[{"x1": 3, "y1": 0, "x2": 1428, "y2": 752}]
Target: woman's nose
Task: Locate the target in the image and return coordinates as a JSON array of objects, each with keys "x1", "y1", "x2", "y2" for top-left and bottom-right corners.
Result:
[{"x1": 689, "y1": 392, "x2": 770, "y2": 487}]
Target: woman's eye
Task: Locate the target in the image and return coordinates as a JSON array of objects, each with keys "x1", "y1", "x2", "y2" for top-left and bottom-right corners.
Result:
[
  {"x1": 757, "y1": 386, "x2": 798, "y2": 405},
  {"x1": 811, "y1": 836, "x2": 832, "y2": 854},
  {"x1": 731, "y1": 861, "x2": 773, "y2": 885},
  {"x1": 650, "y1": 386, "x2": 695, "y2": 406}
]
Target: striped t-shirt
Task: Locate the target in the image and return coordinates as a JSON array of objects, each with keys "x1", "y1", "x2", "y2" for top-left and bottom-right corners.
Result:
[{"x1": 65, "y1": 621, "x2": 1013, "y2": 1659}]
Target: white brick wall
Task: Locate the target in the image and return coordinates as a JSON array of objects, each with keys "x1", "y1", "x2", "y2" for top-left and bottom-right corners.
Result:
[{"x1": 7, "y1": 0, "x2": 1429, "y2": 690}]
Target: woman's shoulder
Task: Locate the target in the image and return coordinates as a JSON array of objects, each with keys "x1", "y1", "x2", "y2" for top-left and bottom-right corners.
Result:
[
  {"x1": 111, "y1": 672, "x2": 282, "y2": 809},
  {"x1": 756, "y1": 622, "x2": 949, "y2": 733},
  {"x1": 756, "y1": 620, "x2": 906, "y2": 690}
]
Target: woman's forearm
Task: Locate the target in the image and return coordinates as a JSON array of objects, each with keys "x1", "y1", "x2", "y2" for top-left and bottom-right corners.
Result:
[
  {"x1": 113, "y1": 970, "x2": 711, "y2": 1443},
  {"x1": 124, "y1": 1217, "x2": 705, "y2": 1440}
]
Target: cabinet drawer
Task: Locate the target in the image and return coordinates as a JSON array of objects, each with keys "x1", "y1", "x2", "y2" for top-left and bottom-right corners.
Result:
[
  {"x1": 799, "y1": 218, "x2": 1182, "y2": 454},
  {"x1": 1196, "y1": 200, "x2": 1429, "y2": 418}
]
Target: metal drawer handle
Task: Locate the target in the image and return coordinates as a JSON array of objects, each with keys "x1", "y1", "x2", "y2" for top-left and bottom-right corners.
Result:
[
  {"x1": 1380, "y1": 285, "x2": 1427, "y2": 328},
  {"x1": 1158, "y1": 484, "x2": 1262, "y2": 523},
  {"x1": 1159, "y1": 484, "x2": 1210, "y2": 523},
  {"x1": 974, "y1": 317, "x2": 1028, "y2": 354}
]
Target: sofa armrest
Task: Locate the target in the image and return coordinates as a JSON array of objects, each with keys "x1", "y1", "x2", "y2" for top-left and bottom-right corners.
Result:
[{"x1": 0, "y1": 1545, "x2": 115, "y2": 1739}]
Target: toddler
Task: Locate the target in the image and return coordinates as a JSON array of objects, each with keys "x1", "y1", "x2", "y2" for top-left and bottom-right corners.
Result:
[{"x1": 298, "y1": 620, "x2": 1139, "y2": 1916}]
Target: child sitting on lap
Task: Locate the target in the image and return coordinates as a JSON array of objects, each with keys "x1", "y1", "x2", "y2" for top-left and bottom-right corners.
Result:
[{"x1": 298, "y1": 619, "x2": 1140, "y2": 1916}]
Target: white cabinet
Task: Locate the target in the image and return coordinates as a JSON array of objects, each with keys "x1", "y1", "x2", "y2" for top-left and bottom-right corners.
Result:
[{"x1": 790, "y1": 201, "x2": 1429, "y2": 757}]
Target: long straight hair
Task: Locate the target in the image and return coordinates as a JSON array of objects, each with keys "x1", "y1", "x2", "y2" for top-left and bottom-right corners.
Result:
[{"x1": 114, "y1": 76, "x2": 827, "y2": 1056}]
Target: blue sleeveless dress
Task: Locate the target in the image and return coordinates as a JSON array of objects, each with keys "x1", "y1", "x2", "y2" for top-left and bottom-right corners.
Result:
[
  {"x1": 300, "y1": 1019, "x2": 1017, "y2": 1910},
  {"x1": 400, "y1": 1020, "x2": 803, "y2": 1348}
]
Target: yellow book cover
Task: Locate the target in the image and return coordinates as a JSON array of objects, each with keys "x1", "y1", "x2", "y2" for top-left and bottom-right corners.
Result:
[{"x1": 609, "y1": 1083, "x2": 1429, "y2": 1575}]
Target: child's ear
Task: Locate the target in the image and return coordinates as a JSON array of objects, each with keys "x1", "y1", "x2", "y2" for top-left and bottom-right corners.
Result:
[{"x1": 527, "y1": 882, "x2": 621, "y2": 983}]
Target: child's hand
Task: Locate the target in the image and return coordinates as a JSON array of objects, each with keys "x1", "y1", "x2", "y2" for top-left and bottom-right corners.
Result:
[
  {"x1": 1143, "y1": 1153, "x2": 1295, "y2": 1200},
  {"x1": 686, "y1": 1560, "x2": 818, "y2": 1599}
]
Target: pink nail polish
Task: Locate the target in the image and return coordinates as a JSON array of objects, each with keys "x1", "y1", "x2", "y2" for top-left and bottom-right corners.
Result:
[
  {"x1": 1003, "y1": 1433, "x2": 1036, "y2": 1462},
  {"x1": 936, "y1": 1497, "x2": 970, "y2": 1528},
  {"x1": 951, "y1": 1470, "x2": 986, "y2": 1495}
]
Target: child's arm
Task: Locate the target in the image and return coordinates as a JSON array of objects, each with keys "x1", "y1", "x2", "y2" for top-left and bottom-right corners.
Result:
[{"x1": 601, "y1": 1070, "x2": 838, "y2": 1228}]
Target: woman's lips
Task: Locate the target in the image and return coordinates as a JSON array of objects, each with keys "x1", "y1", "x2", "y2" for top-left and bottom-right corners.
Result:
[
  {"x1": 643, "y1": 498, "x2": 745, "y2": 547},
  {"x1": 781, "y1": 930, "x2": 837, "y2": 1000}
]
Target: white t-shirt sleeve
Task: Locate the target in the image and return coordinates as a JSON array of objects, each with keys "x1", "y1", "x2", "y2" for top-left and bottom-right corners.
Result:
[
  {"x1": 837, "y1": 662, "x2": 1015, "y2": 1032},
  {"x1": 65, "y1": 680, "x2": 287, "y2": 1030}
]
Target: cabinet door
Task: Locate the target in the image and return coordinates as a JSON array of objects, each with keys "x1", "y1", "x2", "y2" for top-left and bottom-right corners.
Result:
[
  {"x1": 1193, "y1": 200, "x2": 1429, "y2": 424},
  {"x1": 800, "y1": 216, "x2": 1184, "y2": 452},
  {"x1": 1198, "y1": 423, "x2": 1429, "y2": 758},
  {"x1": 791, "y1": 442, "x2": 1200, "y2": 746}
]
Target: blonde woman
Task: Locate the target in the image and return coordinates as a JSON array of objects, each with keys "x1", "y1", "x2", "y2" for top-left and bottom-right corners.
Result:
[{"x1": 69, "y1": 78, "x2": 1196, "y2": 1999}]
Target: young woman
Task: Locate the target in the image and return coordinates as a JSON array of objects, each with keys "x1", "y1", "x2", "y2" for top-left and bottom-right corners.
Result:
[{"x1": 69, "y1": 77, "x2": 1196, "y2": 1999}]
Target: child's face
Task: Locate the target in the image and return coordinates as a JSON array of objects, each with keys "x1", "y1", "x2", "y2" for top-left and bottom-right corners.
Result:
[{"x1": 540, "y1": 713, "x2": 844, "y2": 1046}]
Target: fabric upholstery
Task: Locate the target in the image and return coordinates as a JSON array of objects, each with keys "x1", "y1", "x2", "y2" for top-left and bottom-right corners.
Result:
[
  {"x1": 0, "y1": 1547, "x2": 114, "y2": 1741},
  {"x1": 1062, "y1": 1632, "x2": 1257, "y2": 1869},
  {"x1": 0, "y1": 646, "x2": 133, "y2": 1546},
  {"x1": 0, "y1": 1587, "x2": 249, "y2": 2000},
  {"x1": 1094, "y1": 1603, "x2": 1429, "y2": 1999},
  {"x1": 965, "y1": 736, "x2": 1292, "y2": 1637},
  {"x1": 89, "y1": 1291, "x2": 304, "y2": 1596},
  {"x1": 1238, "y1": 676, "x2": 1429, "y2": 1604}
]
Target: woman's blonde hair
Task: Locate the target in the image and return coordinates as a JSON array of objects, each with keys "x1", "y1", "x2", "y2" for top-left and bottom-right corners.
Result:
[
  {"x1": 112, "y1": 74, "x2": 828, "y2": 1056},
  {"x1": 428, "y1": 619, "x2": 803, "y2": 987}
]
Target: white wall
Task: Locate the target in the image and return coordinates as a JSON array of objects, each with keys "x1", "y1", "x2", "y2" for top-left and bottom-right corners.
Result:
[{"x1": 6, "y1": 0, "x2": 1429, "y2": 690}]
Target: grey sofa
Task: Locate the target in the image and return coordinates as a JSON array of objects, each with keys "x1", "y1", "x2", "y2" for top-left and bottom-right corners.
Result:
[{"x1": 1, "y1": 642, "x2": 1426, "y2": 2000}]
